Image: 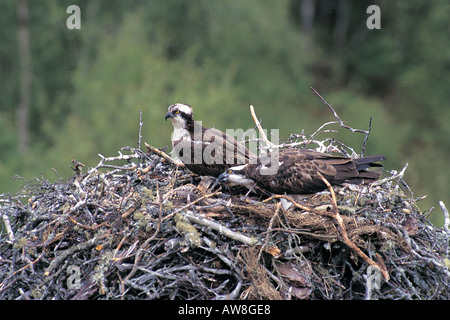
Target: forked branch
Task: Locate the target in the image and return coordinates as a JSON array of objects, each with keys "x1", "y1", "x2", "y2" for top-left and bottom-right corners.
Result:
[
  {"x1": 310, "y1": 87, "x2": 373, "y2": 157},
  {"x1": 317, "y1": 171, "x2": 390, "y2": 281}
]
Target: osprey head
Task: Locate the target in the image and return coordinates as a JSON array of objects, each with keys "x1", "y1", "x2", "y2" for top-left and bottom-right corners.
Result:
[
  {"x1": 165, "y1": 103, "x2": 195, "y2": 142},
  {"x1": 165, "y1": 103, "x2": 193, "y2": 123},
  {"x1": 218, "y1": 165, "x2": 256, "y2": 190}
]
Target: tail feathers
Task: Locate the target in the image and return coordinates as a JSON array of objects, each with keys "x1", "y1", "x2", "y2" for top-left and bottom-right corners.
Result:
[
  {"x1": 358, "y1": 170, "x2": 382, "y2": 181},
  {"x1": 353, "y1": 155, "x2": 385, "y2": 170},
  {"x1": 346, "y1": 170, "x2": 381, "y2": 185},
  {"x1": 346, "y1": 155, "x2": 385, "y2": 185}
]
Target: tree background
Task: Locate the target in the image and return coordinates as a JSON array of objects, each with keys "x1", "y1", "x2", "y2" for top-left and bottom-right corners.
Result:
[{"x1": 0, "y1": 0, "x2": 448, "y2": 225}]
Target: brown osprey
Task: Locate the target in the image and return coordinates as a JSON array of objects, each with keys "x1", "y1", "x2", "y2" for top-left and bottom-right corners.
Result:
[
  {"x1": 218, "y1": 148, "x2": 385, "y2": 194},
  {"x1": 165, "y1": 103, "x2": 255, "y2": 177}
]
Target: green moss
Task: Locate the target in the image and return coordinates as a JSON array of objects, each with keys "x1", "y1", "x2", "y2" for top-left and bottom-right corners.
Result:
[
  {"x1": 14, "y1": 237, "x2": 28, "y2": 249},
  {"x1": 133, "y1": 210, "x2": 145, "y2": 221},
  {"x1": 175, "y1": 213, "x2": 201, "y2": 247}
]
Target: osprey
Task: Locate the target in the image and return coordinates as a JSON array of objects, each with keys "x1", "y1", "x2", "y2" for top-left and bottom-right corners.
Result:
[
  {"x1": 165, "y1": 103, "x2": 255, "y2": 177},
  {"x1": 218, "y1": 148, "x2": 385, "y2": 194}
]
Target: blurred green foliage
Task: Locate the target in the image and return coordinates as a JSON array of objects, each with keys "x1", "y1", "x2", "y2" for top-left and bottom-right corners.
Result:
[{"x1": 0, "y1": 0, "x2": 448, "y2": 225}]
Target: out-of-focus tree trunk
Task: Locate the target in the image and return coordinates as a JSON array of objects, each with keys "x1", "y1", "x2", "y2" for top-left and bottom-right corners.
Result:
[
  {"x1": 300, "y1": 0, "x2": 315, "y2": 33},
  {"x1": 333, "y1": 0, "x2": 351, "y2": 51},
  {"x1": 299, "y1": 0, "x2": 315, "y2": 52},
  {"x1": 17, "y1": 0, "x2": 32, "y2": 154}
]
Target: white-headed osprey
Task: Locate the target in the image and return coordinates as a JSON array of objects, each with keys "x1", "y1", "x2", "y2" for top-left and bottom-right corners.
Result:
[
  {"x1": 165, "y1": 103, "x2": 255, "y2": 177},
  {"x1": 218, "y1": 148, "x2": 385, "y2": 194}
]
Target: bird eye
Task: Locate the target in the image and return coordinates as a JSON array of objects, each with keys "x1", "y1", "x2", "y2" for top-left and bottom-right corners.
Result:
[
  {"x1": 175, "y1": 110, "x2": 180, "y2": 114},
  {"x1": 228, "y1": 169, "x2": 233, "y2": 174}
]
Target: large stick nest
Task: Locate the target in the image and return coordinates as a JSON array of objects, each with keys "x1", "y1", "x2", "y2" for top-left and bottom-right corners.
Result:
[
  {"x1": 1, "y1": 94, "x2": 449, "y2": 300},
  {"x1": 1, "y1": 142, "x2": 449, "y2": 300}
]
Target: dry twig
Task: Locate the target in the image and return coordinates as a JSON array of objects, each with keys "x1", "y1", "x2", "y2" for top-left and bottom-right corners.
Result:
[
  {"x1": 144, "y1": 142, "x2": 184, "y2": 167},
  {"x1": 249, "y1": 104, "x2": 275, "y2": 150},
  {"x1": 310, "y1": 87, "x2": 372, "y2": 156},
  {"x1": 317, "y1": 171, "x2": 390, "y2": 281}
]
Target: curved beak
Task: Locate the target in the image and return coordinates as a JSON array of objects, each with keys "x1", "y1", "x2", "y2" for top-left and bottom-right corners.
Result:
[
  {"x1": 217, "y1": 173, "x2": 228, "y2": 183},
  {"x1": 165, "y1": 112, "x2": 173, "y2": 121}
]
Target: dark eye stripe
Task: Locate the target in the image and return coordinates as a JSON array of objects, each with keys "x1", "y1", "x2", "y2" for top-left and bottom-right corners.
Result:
[{"x1": 180, "y1": 112, "x2": 192, "y2": 121}]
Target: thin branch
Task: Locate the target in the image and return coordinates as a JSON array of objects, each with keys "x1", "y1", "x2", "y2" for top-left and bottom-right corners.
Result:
[
  {"x1": 263, "y1": 194, "x2": 335, "y2": 218},
  {"x1": 86, "y1": 151, "x2": 140, "y2": 176},
  {"x1": 138, "y1": 109, "x2": 143, "y2": 150},
  {"x1": 184, "y1": 211, "x2": 258, "y2": 246},
  {"x1": 310, "y1": 87, "x2": 372, "y2": 156},
  {"x1": 258, "y1": 202, "x2": 282, "y2": 260},
  {"x1": 372, "y1": 163, "x2": 408, "y2": 187},
  {"x1": 317, "y1": 171, "x2": 390, "y2": 281},
  {"x1": 249, "y1": 105, "x2": 275, "y2": 150},
  {"x1": 440, "y1": 201, "x2": 449, "y2": 235},
  {"x1": 123, "y1": 185, "x2": 164, "y2": 283},
  {"x1": 144, "y1": 142, "x2": 184, "y2": 167},
  {"x1": 361, "y1": 116, "x2": 373, "y2": 157},
  {"x1": 44, "y1": 237, "x2": 98, "y2": 277},
  {"x1": 162, "y1": 191, "x2": 222, "y2": 222},
  {"x1": 1, "y1": 213, "x2": 15, "y2": 244}
]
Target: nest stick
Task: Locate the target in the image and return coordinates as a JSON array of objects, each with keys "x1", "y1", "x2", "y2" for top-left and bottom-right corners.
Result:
[
  {"x1": 263, "y1": 194, "x2": 335, "y2": 218},
  {"x1": 310, "y1": 87, "x2": 372, "y2": 156},
  {"x1": 440, "y1": 201, "x2": 450, "y2": 260},
  {"x1": 317, "y1": 171, "x2": 390, "y2": 281},
  {"x1": 123, "y1": 189, "x2": 164, "y2": 283},
  {"x1": 144, "y1": 142, "x2": 184, "y2": 167},
  {"x1": 184, "y1": 211, "x2": 258, "y2": 246},
  {"x1": 258, "y1": 202, "x2": 282, "y2": 260},
  {"x1": 372, "y1": 163, "x2": 408, "y2": 187},
  {"x1": 1, "y1": 213, "x2": 15, "y2": 244},
  {"x1": 44, "y1": 238, "x2": 98, "y2": 277},
  {"x1": 249, "y1": 105, "x2": 275, "y2": 149},
  {"x1": 138, "y1": 109, "x2": 143, "y2": 150},
  {"x1": 162, "y1": 191, "x2": 222, "y2": 222},
  {"x1": 440, "y1": 201, "x2": 450, "y2": 235}
]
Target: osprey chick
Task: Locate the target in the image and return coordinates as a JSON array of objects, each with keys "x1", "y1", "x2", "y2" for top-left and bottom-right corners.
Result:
[
  {"x1": 165, "y1": 103, "x2": 255, "y2": 177},
  {"x1": 218, "y1": 148, "x2": 385, "y2": 194}
]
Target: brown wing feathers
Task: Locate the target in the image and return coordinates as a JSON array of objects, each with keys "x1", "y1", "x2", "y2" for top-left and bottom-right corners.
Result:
[
  {"x1": 167, "y1": 103, "x2": 255, "y2": 177},
  {"x1": 182, "y1": 125, "x2": 253, "y2": 177},
  {"x1": 245, "y1": 149, "x2": 384, "y2": 194},
  {"x1": 167, "y1": 104, "x2": 384, "y2": 193}
]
